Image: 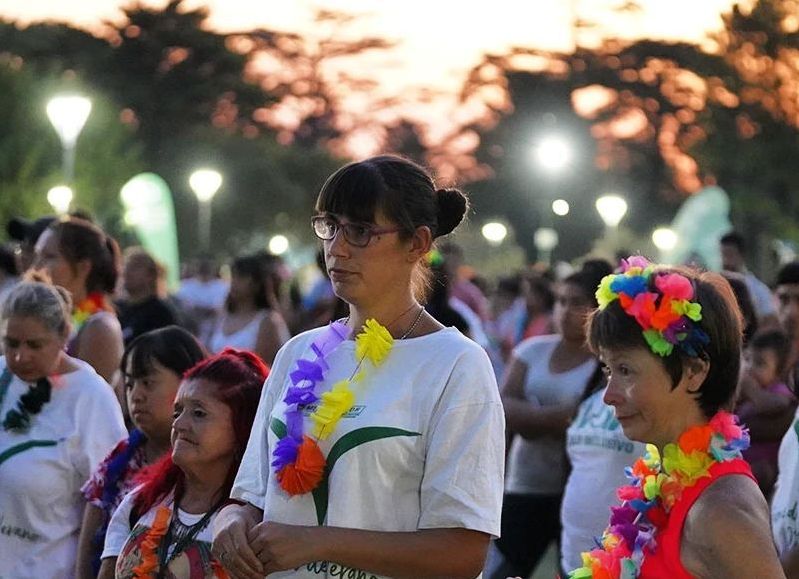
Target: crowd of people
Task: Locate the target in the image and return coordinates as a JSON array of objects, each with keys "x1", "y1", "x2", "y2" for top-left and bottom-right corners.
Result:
[{"x1": 1, "y1": 154, "x2": 799, "y2": 578}]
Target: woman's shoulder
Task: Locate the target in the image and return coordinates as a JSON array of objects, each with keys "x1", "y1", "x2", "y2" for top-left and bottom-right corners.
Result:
[
  {"x1": 57, "y1": 357, "x2": 115, "y2": 396},
  {"x1": 513, "y1": 333, "x2": 560, "y2": 357}
]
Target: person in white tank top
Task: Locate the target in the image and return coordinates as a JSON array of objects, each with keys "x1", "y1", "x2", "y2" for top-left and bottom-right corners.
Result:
[{"x1": 208, "y1": 255, "x2": 289, "y2": 365}]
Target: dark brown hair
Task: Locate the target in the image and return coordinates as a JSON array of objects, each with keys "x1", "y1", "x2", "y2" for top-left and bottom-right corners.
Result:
[
  {"x1": 49, "y1": 217, "x2": 121, "y2": 295},
  {"x1": 587, "y1": 266, "x2": 743, "y2": 417}
]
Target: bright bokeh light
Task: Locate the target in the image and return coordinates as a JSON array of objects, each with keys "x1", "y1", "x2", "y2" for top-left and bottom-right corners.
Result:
[
  {"x1": 534, "y1": 227, "x2": 559, "y2": 251},
  {"x1": 189, "y1": 169, "x2": 223, "y2": 202},
  {"x1": 269, "y1": 234, "x2": 290, "y2": 255},
  {"x1": 47, "y1": 185, "x2": 73, "y2": 214},
  {"x1": 552, "y1": 199, "x2": 570, "y2": 216},
  {"x1": 534, "y1": 136, "x2": 571, "y2": 172},
  {"x1": 652, "y1": 227, "x2": 678, "y2": 251},
  {"x1": 121, "y1": 178, "x2": 160, "y2": 207},
  {"x1": 481, "y1": 222, "x2": 508, "y2": 245},
  {"x1": 46, "y1": 95, "x2": 92, "y2": 146},
  {"x1": 595, "y1": 195, "x2": 628, "y2": 227}
]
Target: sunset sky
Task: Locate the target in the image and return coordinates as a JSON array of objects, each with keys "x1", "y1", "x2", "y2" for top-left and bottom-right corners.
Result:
[{"x1": 1, "y1": 0, "x2": 738, "y2": 95}]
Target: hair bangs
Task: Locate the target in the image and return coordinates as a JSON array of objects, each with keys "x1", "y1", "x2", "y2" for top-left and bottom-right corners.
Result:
[
  {"x1": 315, "y1": 161, "x2": 385, "y2": 224},
  {"x1": 587, "y1": 301, "x2": 649, "y2": 356},
  {"x1": 125, "y1": 339, "x2": 159, "y2": 380}
]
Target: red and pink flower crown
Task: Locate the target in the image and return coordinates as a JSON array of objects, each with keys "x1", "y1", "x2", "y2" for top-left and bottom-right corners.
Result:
[{"x1": 595, "y1": 256, "x2": 710, "y2": 357}]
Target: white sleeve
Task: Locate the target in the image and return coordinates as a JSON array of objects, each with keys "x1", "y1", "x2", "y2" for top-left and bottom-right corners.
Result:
[
  {"x1": 101, "y1": 490, "x2": 136, "y2": 559},
  {"x1": 230, "y1": 341, "x2": 293, "y2": 508},
  {"x1": 417, "y1": 345, "x2": 506, "y2": 537},
  {"x1": 73, "y1": 377, "x2": 127, "y2": 482}
]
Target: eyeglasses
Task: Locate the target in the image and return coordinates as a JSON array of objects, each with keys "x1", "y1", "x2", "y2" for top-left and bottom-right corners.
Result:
[{"x1": 311, "y1": 215, "x2": 403, "y2": 248}]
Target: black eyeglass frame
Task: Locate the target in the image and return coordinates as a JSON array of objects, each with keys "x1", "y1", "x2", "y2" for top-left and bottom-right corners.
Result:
[{"x1": 311, "y1": 215, "x2": 404, "y2": 248}]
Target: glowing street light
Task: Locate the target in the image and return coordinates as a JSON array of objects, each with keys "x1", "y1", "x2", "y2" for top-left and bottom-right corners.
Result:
[
  {"x1": 47, "y1": 185, "x2": 73, "y2": 215},
  {"x1": 269, "y1": 234, "x2": 290, "y2": 255},
  {"x1": 652, "y1": 227, "x2": 678, "y2": 251},
  {"x1": 46, "y1": 95, "x2": 92, "y2": 184},
  {"x1": 595, "y1": 195, "x2": 628, "y2": 228},
  {"x1": 533, "y1": 135, "x2": 572, "y2": 173},
  {"x1": 481, "y1": 222, "x2": 508, "y2": 246},
  {"x1": 189, "y1": 168, "x2": 223, "y2": 251},
  {"x1": 552, "y1": 199, "x2": 570, "y2": 216}
]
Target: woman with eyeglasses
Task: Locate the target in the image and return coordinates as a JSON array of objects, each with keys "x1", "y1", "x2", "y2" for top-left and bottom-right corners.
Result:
[{"x1": 211, "y1": 155, "x2": 504, "y2": 579}]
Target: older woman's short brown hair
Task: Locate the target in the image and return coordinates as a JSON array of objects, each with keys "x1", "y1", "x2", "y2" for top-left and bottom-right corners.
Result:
[{"x1": 587, "y1": 266, "x2": 743, "y2": 418}]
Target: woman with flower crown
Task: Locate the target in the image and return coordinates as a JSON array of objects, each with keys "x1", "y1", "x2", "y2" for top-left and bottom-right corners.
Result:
[
  {"x1": 569, "y1": 257, "x2": 783, "y2": 579},
  {"x1": 33, "y1": 216, "x2": 124, "y2": 383},
  {"x1": 0, "y1": 281, "x2": 126, "y2": 578},
  {"x1": 211, "y1": 155, "x2": 505, "y2": 579}
]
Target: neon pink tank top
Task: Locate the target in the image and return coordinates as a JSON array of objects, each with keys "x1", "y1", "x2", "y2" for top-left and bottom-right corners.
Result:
[{"x1": 640, "y1": 458, "x2": 754, "y2": 578}]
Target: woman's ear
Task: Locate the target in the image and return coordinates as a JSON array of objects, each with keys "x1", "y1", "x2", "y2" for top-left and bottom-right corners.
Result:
[
  {"x1": 407, "y1": 226, "x2": 433, "y2": 262},
  {"x1": 683, "y1": 356, "x2": 711, "y2": 394}
]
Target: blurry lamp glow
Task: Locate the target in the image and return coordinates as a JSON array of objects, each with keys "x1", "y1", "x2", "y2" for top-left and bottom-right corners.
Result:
[
  {"x1": 124, "y1": 207, "x2": 147, "y2": 226},
  {"x1": 481, "y1": 222, "x2": 508, "y2": 245},
  {"x1": 269, "y1": 234, "x2": 290, "y2": 255},
  {"x1": 552, "y1": 199, "x2": 570, "y2": 216},
  {"x1": 47, "y1": 185, "x2": 73, "y2": 214},
  {"x1": 189, "y1": 169, "x2": 223, "y2": 202},
  {"x1": 595, "y1": 195, "x2": 628, "y2": 227},
  {"x1": 652, "y1": 227, "x2": 678, "y2": 251},
  {"x1": 46, "y1": 96, "x2": 92, "y2": 147},
  {"x1": 534, "y1": 136, "x2": 571, "y2": 172},
  {"x1": 534, "y1": 227, "x2": 559, "y2": 251}
]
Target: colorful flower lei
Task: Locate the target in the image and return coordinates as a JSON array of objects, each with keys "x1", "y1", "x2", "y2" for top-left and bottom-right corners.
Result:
[
  {"x1": 73, "y1": 292, "x2": 110, "y2": 334},
  {"x1": 131, "y1": 505, "x2": 229, "y2": 579},
  {"x1": 569, "y1": 411, "x2": 750, "y2": 579},
  {"x1": 271, "y1": 319, "x2": 395, "y2": 496},
  {"x1": 595, "y1": 256, "x2": 710, "y2": 357}
]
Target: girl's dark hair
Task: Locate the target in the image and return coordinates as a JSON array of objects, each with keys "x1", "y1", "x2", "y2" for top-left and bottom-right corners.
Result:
[
  {"x1": 721, "y1": 271, "x2": 758, "y2": 345},
  {"x1": 227, "y1": 254, "x2": 271, "y2": 313},
  {"x1": 750, "y1": 329, "x2": 791, "y2": 377},
  {"x1": 49, "y1": 217, "x2": 121, "y2": 295},
  {"x1": 588, "y1": 266, "x2": 743, "y2": 418},
  {"x1": 527, "y1": 274, "x2": 555, "y2": 311},
  {"x1": 315, "y1": 155, "x2": 469, "y2": 239},
  {"x1": 315, "y1": 155, "x2": 468, "y2": 298},
  {"x1": 132, "y1": 348, "x2": 267, "y2": 519},
  {"x1": 563, "y1": 259, "x2": 614, "y2": 307},
  {"x1": 121, "y1": 325, "x2": 207, "y2": 383}
]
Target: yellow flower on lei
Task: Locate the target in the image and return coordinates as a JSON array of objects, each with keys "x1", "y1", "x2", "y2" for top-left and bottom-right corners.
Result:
[
  {"x1": 355, "y1": 319, "x2": 394, "y2": 366},
  {"x1": 672, "y1": 299, "x2": 703, "y2": 321},
  {"x1": 310, "y1": 380, "x2": 356, "y2": 440},
  {"x1": 662, "y1": 442, "x2": 714, "y2": 485},
  {"x1": 595, "y1": 275, "x2": 618, "y2": 310}
]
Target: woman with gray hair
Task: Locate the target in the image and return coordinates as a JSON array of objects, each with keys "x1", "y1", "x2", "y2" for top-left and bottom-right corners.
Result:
[{"x1": 0, "y1": 281, "x2": 126, "y2": 578}]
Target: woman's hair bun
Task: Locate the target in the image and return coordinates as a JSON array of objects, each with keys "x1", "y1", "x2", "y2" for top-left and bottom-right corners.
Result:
[{"x1": 435, "y1": 188, "x2": 469, "y2": 237}]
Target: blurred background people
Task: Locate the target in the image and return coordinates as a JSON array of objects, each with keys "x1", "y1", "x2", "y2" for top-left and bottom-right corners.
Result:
[
  {"x1": 0, "y1": 282, "x2": 126, "y2": 578},
  {"x1": 720, "y1": 231, "x2": 779, "y2": 329},
  {"x1": 176, "y1": 256, "x2": 228, "y2": 344},
  {"x1": 485, "y1": 260, "x2": 611, "y2": 579},
  {"x1": 76, "y1": 326, "x2": 206, "y2": 578},
  {"x1": 33, "y1": 217, "x2": 124, "y2": 383},
  {"x1": 0, "y1": 244, "x2": 19, "y2": 308},
  {"x1": 6, "y1": 215, "x2": 54, "y2": 273},
  {"x1": 207, "y1": 254, "x2": 289, "y2": 365},
  {"x1": 98, "y1": 349, "x2": 266, "y2": 579},
  {"x1": 116, "y1": 247, "x2": 181, "y2": 345}
]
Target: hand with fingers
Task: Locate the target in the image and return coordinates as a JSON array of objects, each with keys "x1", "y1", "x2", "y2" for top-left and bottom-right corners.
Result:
[
  {"x1": 212, "y1": 506, "x2": 265, "y2": 579},
  {"x1": 247, "y1": 521, "x2": 321, "y2": 575}
]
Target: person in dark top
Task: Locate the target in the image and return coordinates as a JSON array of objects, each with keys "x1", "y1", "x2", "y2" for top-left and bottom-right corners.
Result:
[
  {"x1": 116, "y1": 247, "x2": 180, "y2": 344},
  {"x1": 425, "y1": 260, "x2": 470, "y2": 336}
]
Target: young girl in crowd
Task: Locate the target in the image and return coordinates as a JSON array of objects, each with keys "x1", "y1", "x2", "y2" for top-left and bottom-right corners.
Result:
[
  {"x1": 33, "y1": 216, "x2": 124, "y2": 383},
  {"x1": 76, "y1": 326, "x2": 206, "y2": 578},
  {"x1": 212, "y1": 155, "x2": 504, "y2": 579},
  {"x1": 209, "y1": 254, "x2": 290, "y2": 365},
  {"x1": 99, "y1": 349, "x2": 266, "y2": 579}
]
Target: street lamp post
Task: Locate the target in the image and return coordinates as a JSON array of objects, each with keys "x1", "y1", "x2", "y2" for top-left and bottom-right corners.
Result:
[
  {"x1": 46, "y1": 95, "x2": 92, "y2": 184},
  {"x1": 47, "y1": 185, "x2": 73, "y2": 215},
  {"x1": 652, "y1": 227, "x2": 678, "y2": 262},
  {"x1": 595, "y1": 194, "x2": 628, "y2": 253},
  {"x1": 534, "y1": 227, "x2": 559, "y2": 266},
  {"x1": 189, "y1": 169, "x2": 223, "y2": 252},
  {"x1": 481, "y1": 222, "x2": 508, "y2": 247}
]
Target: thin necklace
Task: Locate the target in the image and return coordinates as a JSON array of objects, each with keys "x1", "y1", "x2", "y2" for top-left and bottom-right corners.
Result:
[{"x1": 343, "y1": 304, "x2": 426, "y2": 340}]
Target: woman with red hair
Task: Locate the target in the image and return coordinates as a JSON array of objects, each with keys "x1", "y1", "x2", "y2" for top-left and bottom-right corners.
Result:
[{"x1": 97, "y1": 349, "x2": 267, "y2": 579}]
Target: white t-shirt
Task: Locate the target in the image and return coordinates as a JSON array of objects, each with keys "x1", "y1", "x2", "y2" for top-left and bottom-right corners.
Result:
[
  {"x1": 176, "y1": 277, "x2": 229, "y2": 311},
  {"x1": 560, "y1": 389, "x2": 647, "y2": 571},
  {"x1": 103, "y1": 489, "x2": 219, "y2": 578},
  {"x1": 771, "y1": 405, "x2": 799, "y2": 556},
  {"x1": 232, "y1": 326, "x2": 505, "y2": 579},
  {"x1": 743, "y1": 270, "x2": 777, "y2": 318},
  {"x1": 505, "y1": 335, "x2": 598, "y2": 495},
  {"x1": 0, "y1": 356, "x2": 127, "y2": 579}
]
